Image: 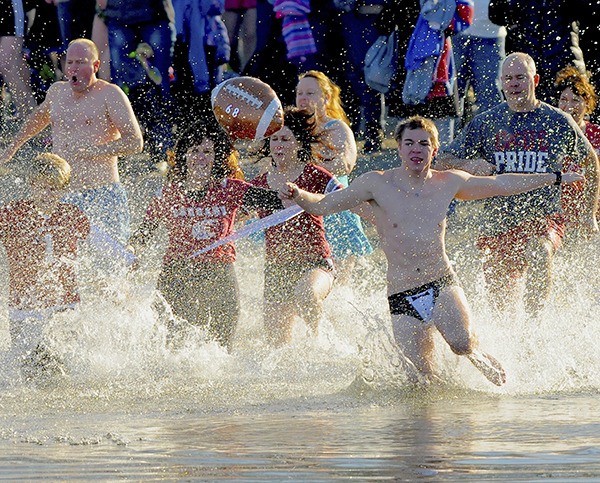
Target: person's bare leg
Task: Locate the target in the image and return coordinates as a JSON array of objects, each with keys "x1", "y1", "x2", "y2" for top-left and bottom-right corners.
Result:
[
  {"x1": 92, "y1": 15, "x2": 111, "y2": 80},
  {"x1": 295, "y1": 268, "x2": 333, "y2": 336},
  {"x1": 238, "y1": 8, "x2": 257, "y2": 72},
  {"x1": 524, "y1": 236, "x2": 554, "y2": 317},
  {"x1": 223, "y1": 10, "x2": 242, "y2": 72},
  {"x1": 0, "y1": 36, "x2": 36, "y2": 118},
  {"x1": 391, "y1": 314, "x2": 437, "y2": 383},
  {"x1": 435, "y1": 285, "x2": 506, "y2": 386}
]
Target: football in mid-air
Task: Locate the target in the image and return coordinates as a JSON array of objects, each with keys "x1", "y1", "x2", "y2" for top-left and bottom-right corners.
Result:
[{"x1": 211, "y1": 76, "x2": 284, "y2": 141}]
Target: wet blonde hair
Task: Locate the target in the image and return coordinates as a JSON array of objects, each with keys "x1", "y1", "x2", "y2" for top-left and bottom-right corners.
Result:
[
  {"x1": 30, "y1": 153, "x2": 71, "y2": 189},
  {"x1": 299, "y1": 70, "x2": 351, "y2": 126}
]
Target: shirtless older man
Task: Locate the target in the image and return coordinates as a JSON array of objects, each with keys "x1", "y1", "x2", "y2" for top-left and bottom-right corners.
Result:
[
  {"x1": 280, "y1": 116, "x2": 583, "y2": 386},
  {"x1": 1, "y1": 38, "x2": 143, "y2": 243}
]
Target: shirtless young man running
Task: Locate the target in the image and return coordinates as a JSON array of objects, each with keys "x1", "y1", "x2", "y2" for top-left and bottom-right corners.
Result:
[
  {"x1": 0, "y1": 38, "x2": 143, "y2": 243},
  {"x1": 280, "y1": 116, "x2": 583, "y2": 386}
]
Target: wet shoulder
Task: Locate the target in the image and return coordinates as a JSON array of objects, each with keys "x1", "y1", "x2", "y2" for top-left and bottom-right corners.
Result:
[
  {"x1": 45, "y1": 81, "x2": 71, "y2": 101},
  {"x1": 357, "y1": 169, "x2": 393, "y2": 190},
  {"x1": 322, "y1": 118, "x2": 354, "y2": 139},
  {"x1": 365, "y1": 168, "x2": 391, "y2": 180},
  {"x1": 94, "y1": 79, "x2": 128, "y2": 102},
  {"x1": 321, "y1": 118, "x2": 343, "y2": 131},
  {"x1": 430, "y1": 168, "x2": 465, "y2": 190}
]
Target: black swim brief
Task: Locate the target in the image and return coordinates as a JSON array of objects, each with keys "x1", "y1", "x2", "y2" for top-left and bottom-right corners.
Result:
[{"x1": 387, "y1": 273, "x2": 458, "y2": 323}]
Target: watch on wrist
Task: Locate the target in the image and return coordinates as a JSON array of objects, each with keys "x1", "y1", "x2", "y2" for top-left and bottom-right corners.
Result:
[{"x1": 553, "y1": 171, "x2": 562, "y2": 186}]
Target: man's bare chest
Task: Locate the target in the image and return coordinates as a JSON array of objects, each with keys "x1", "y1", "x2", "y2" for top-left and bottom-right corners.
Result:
[
  {"x1": 50, "y1": 97, "x2": 107, "y2": 131},
  {"x1": 379, "y1": 187, "x2": 449, "y2": 225}
]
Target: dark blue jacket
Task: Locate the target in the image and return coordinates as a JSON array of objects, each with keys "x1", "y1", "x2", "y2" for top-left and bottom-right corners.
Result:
[{"x1": 103, "y1": 0, "x2": 168, "y2": 25}]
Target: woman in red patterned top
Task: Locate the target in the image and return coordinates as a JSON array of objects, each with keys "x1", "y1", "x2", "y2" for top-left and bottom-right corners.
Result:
[
  {"x1": 251, "y1": 107, "x2": 337, "y2": 346},
  {"x1": 555, "y1": 66, "x2": 600, "y2": 232},
  {"x1": 128, "y1": 120, "x2": 283, "y2": 351},
  {"x1": 0, "y1": 153, "x2": 90, "y2": 375}
]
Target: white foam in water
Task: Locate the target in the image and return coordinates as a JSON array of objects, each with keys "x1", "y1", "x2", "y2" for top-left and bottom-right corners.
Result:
[
  {"x1": 0, "y1": 180, "x2": 598, "y2": 410},
  {"x1": 2, "y1": 228, "x2": 600, "y2": 404},
  {"x1": 2, "y1": 174, "x2": 600, "y2": 478}
]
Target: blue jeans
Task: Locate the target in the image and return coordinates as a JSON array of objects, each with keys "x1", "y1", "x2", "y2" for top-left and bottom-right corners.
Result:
[
  {"x1": 106, "y1": 19, "x2": 174, "y2": 153},
  {"x1": 63, "y1": 183, "x2": 131, "y2": 245},
  {"x1": 55, "y1": 0, "x2": 95, "y2": 51},
  {"x1": 106, "y1": 18, "x2": 172, "y2": 95},
  {"x1": 453, "y1": 34, "x2": 505, "y2": 114}
]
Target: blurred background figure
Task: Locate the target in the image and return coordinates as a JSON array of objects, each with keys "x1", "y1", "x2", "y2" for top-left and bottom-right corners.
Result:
[
  {"x1": 42, "y1": 0, "x2": 110, "y2": 80},
  {"x1": 376, "y1": 0, "x2": 473, "y2": 148},
  {"x1": 337, "y1": 0, "x2": 386, "y2": 154},
  {"x1": 91, "y1": 3, "x2": 111, "y2": 80},
  {"x1": 171, "y1": 0, "x2": 230, "y2": 125},
  {"x1": 0, "y1": 0, "x2": 37, "y2": 123},
  {"x1": 223, "y1": 0, "x2": 257, "y2": 75},
  {"x1": 44, "y1": 0, "x2": 95, "y2": 52},
  {"x1": 300, "y1": 0, "x2": 385, "y2": 153},
  {"x1": 453, "y1": 0, "x2": 505, "y2": 125},
  {"x1": 99, "y1": 0, "x2": 174, "y2": 161},
  {"x1": 242, "y1": 0, "x2": 298, "y2": 106}
]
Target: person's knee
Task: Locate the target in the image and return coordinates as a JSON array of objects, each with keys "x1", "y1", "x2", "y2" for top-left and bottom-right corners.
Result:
[
  {"x1": 450, "y1": 338, "x2": 474, "y2": 356},
  {"x1": 293, "y1": 280, "x2": 315, "y2": 303},
  {"x1": 525, "y1": 236, "x2": 553, "y2": 265}
]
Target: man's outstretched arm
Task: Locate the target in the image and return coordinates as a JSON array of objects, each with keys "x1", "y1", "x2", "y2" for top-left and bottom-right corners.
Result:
[
  {"x1": 454, "y1": 170, "x2": 584, "y2": 200},
  {"x1": 279, "y1": 172, "x2": 376, "y2": 216},
  {"x1": 0, "y1": 104, "x2": 51, "y2": 164}
]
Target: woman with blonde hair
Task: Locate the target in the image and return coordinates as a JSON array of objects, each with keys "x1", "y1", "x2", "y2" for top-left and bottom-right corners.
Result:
[
  {"x1": 296, "y1": 70, "x2": 372, "y2": 282},
  {"x1": 297, "y1": 70, "x2": 355, "y2": 177}
]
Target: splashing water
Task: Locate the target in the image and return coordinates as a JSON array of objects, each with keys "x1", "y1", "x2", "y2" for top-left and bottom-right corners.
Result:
[
  {"x1": 1, "y1": 215, "x2": 598, "y2": 408},
  {"x1": 1, "y1": 170, "x2": 600, "y2": 478}
]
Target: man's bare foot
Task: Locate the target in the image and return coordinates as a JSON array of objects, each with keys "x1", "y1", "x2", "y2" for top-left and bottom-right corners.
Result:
[{"x1": 467, "y1": 350, "x2": 507, "y2": 386}]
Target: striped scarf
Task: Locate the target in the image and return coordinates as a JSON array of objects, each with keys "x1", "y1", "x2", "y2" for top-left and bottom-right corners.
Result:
[{"x1": 273, "y1": 0, "x2": 317, "y2": 60}]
